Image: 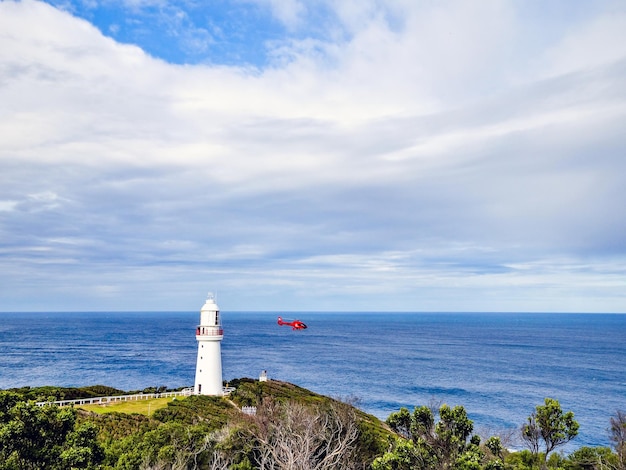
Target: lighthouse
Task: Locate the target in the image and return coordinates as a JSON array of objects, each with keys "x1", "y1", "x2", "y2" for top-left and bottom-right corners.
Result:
[{"x1": 194, "y1": 293, "x2": 224, "y2": 395}]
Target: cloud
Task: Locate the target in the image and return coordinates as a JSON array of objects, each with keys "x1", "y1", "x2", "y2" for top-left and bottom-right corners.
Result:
[
  {"x1": 539, "y1": 11, "x2": 626, "y2": 78},
  {"x1": 0, "y1": 201, "x2": 19, "y2": 212},
  {"x1": 1, "y1": 0, "x2": 625, "y2": 311},
  {"x1": 247, "y1": 0, "x2": 306, "y2": 30}
]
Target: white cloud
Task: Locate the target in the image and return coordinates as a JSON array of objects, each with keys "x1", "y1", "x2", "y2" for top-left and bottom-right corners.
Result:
[
  {"x1": 245, "y1": 0, "x2": 306, "y2": 30},
  {"x1": 1, "y1": 0, "x2": 625, "y2": 311},
  {"x1": 0, "y1": 200, "x2": 19, "y2": 212},
  {"x1": 539, "y1": 12, "x2": 626, "y2": 78}
]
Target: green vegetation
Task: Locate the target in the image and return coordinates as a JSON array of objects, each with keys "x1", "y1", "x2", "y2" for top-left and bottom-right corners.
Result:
[
  {"x1": 0, "y1": 391, "x2": 104, "y2": 469},
  {"x1": 1, "y1": 382, "x2": 625, "y2": 470},
  {"x1": 373, "y1": 398, "x2": 622, "y2": 470},
  {"x1": 521, "y1": 398, "x2": 580, "y2": 469},
  {"x1": 373, "y1": 403, "x2": 485, "y2": 470},
  {"x1": 5, "y1": 385, "x2": 126, "y2": 402}
]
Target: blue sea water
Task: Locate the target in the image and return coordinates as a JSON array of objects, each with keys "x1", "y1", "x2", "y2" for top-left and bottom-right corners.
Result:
[{"x1": 0, "y1": 311, "x2": 624, "y2": 451}]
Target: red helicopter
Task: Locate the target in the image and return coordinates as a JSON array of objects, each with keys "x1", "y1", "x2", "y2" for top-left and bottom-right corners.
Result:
[{"x1": 277, "y1": 316, "x2": 308, "y2": 330}]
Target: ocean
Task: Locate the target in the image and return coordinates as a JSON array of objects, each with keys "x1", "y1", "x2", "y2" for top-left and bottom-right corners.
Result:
[{"x1": 1, "y1": 311, "x2": 624, "y2": 451}]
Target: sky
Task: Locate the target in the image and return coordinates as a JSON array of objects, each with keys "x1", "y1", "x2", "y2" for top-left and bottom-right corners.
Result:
[{"x1": 1, "y1": 0, "x2": 625, "y2": 313}]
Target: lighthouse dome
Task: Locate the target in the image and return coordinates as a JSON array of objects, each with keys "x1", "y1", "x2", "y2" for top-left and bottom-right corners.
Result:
[
  {"x1": 199, "y1": 293, "x2": 220, "y2": 326},
  {"x1": 201, "y1": 297, "x2": 218, "y2": 312}
]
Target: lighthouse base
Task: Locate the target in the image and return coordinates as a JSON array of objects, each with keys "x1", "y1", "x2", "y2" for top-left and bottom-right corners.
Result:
[{"x1": 194, "y1": 340, "x2": 223, "y2": 396}]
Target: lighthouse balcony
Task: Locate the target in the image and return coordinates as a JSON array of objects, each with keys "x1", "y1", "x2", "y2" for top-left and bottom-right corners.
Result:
[{"x1": 196, "y1": 326, "x2": 224, "y2": 337}]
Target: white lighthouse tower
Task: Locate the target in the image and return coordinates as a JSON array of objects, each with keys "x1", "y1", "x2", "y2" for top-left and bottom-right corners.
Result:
[{"x1": 194, "y1": 293, "x2": 224, "y2": 395}]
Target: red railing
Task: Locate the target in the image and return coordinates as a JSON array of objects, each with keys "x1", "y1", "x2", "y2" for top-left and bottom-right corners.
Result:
[{"x1": 196, "y1": 327, "x2": 224, "y2": 336}]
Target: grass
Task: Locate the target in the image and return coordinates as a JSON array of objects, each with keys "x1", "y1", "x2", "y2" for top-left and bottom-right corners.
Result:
[{"x1": 78, "y1": 396, "x2": 182, "y2": 415}]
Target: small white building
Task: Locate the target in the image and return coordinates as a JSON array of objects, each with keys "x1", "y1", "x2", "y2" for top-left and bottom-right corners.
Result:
[{"x1": 194, "y1": 294, "x2": 224, "y2": 395}]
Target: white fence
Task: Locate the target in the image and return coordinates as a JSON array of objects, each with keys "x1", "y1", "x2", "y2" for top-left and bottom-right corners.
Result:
[
  {"x1": 36, "y1": 388, "x2": 194, "y2": 407},
  {"x1": 241, "y1": 406, "x2": 257, "y2": 415}
]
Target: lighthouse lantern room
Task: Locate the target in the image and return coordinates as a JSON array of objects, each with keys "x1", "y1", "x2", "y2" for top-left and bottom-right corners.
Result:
[{"x1": 194, "y1": 293, "x2": 224, "y2": 395}]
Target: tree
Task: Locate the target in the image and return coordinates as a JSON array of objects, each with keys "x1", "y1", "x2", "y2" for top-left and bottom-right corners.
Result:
[
  {"x1": 375, "y1": 403, "x2": 484, "y2": 470},
  {"x1": 436, "y1": 404, "x2": 475, "y2": 462},
  {"x1": 485, "y1": 436, "x2": 504, "y2": 463},
  {"x1": 248, "y1": 398, "x2": 360, "y2": 470},
  {"x1": 609, "y1": 410, "x2": 626, "y2": 470},
  {"x1": 521, "y1": 413, "x2": 541, "y2": 465},
  {"x1": 60, "y1": 421, "x2": 105, "y2": 469},
  {"x1": 565, "y1": 446, "x2": 617, "y2": 470},
  {"x1": 522, "y1": 398, "x2": 579, "y2": 469},
  {"x1": 386, "y1": 407, "x2": 412, "y2": 440},
  {"x1": 0, "y1": 392, "x2": 103, "y2": 469}
]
